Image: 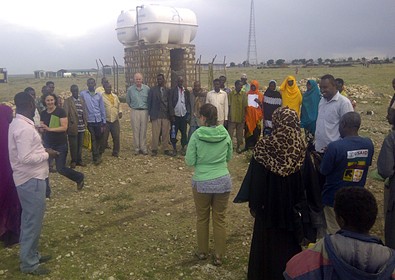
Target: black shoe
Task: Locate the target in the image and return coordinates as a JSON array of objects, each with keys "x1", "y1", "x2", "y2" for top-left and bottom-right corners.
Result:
[
  {"x1": 77, "y1": 179, "x2": 85, "y2": 191},
  {"x1": 151, "y1": 150, "x2": 158, "y2": 156},
  {"x1": 94, "y1": 158, "x2": 102, "y2": 166},
  {"x1": 70, "y1": 162, "x2": 76, "y2": 169},
  {"x1": 76, "y1": 162, "x2": 86, "y2": 167},
  {"x1": 28, "y1": 266, "x2": 51, "y2": 275},
  {"x1": 164, "y1": 150, "x2": 172, "y2": 156},
  {"x1": 39, "y1": 255, "x2": 52, "y2": 263},
  {"x1": 112, "y1": 153, "x2": 119, "y2": 157}
]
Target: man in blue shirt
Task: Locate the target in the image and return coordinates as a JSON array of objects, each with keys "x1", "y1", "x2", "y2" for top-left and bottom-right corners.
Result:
[
  {"x1": 80, "y1": 78, "x2": 106, "y2": 165},
  {"x1": 320, "y1": 111, "x2": 374, "y2": 234}
]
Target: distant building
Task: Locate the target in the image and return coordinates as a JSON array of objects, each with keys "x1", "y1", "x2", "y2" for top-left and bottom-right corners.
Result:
[
  {"x1": 34, "y1": 70, "x2": 45, "y2": 79},
  {"x1": 0, "y1": 68, "x2": 8, "y2": 83},
  {"x1": 34, "y1": 70, "x2": 58, "y2": 78},
  {"x1": 57, "y1": 68, "x2": 97, "y2": 77},
  {"x1": 198, "y1": 63, "x2": 227, "y2": 71},
  {"x1": 46, "y1": 71, "x2": 58, "y2": 78},
  {"x1": 34, "y1": 67, "x2": 125, "y2": 79},
  {"x1": 110, "y1": 65, "x2": 125, "y2": 75},
  {"x1": 102, "y1": 65, "x2": 113, "y2": 76}
]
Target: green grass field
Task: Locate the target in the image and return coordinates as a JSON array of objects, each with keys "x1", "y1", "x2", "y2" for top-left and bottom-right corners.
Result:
[{"x1": 1, "y1": 64, "x2": 394, "y2": 103}]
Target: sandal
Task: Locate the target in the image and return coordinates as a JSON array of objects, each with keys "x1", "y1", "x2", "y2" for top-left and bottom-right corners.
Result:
[{"x1": 195, "y1": 252, "x2": 207, "y2": 260}]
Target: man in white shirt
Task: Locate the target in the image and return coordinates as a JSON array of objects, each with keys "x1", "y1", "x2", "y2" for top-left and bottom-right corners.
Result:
[
  {"x1": 206, "y1": 78, "x2": 228, "y2": 126},
  {"x1": 169, "y1": 76, "x2": 191, "y2": 156},
  {"x1": 315, "y1": 74, "x2": 354, "y2": 153},
  {"x1": 8, "y1": 92, "x2": 58, "y2": 275}
]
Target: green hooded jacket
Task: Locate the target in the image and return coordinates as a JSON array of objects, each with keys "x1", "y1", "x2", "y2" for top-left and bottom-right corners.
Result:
[{"x1": 185, "y1": 125, "x2": 232, "y2": 181}]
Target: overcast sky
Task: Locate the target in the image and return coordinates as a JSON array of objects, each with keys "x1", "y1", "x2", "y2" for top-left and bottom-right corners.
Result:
[{"x1": 1, "y1": 0, "x2": 394, "y2": 74}]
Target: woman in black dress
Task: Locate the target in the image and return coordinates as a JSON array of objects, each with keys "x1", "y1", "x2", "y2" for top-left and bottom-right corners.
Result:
[{"x1": 235, "y1": 107, "x2": 306, "y2": 280}]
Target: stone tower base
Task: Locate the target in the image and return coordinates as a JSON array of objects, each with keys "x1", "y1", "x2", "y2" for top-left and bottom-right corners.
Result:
[{"x1": 124, "y1": 44, "x2": 196, "y2": 89}]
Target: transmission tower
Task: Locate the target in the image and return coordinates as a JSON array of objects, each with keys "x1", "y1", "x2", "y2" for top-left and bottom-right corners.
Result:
[{"x1": 246, "y1": 0, "x2": 258, "y2": 66}]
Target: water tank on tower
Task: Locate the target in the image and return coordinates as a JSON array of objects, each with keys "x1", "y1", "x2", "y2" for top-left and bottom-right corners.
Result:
[
  {"x1": 116, "y1": 9, "x2": 138, "y2": 46},
  {"x1": 116, "y1": 4, "x2": 198, "y2": 46}
]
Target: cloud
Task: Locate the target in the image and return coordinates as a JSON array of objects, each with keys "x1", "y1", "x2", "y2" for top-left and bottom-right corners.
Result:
[
  {"x1": 0, "y1": 19, "x2": 123, "y2": 74},
  {"x1": 0, "y1": 0, "x2": 394, "y2": 73}
]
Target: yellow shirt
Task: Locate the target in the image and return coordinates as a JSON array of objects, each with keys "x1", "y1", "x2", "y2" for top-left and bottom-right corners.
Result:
[
  {"x1": 96, "y1": 86, "x2": 105, "y2": 94},
  {"x1": 102, "y1": 92, "x2": 122, "y2": 122}
]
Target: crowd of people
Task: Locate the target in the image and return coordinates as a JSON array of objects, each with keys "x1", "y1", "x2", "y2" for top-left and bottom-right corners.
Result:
[{"x1": 1, "y1": 73, "x2": 395, "y2": 279}]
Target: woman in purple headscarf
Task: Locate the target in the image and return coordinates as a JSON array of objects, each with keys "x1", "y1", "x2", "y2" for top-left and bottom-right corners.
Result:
[{"x1": 0, "y1": 104, "x2": 21, "y2": 247}]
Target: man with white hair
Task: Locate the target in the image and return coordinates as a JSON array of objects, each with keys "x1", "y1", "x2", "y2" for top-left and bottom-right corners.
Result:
[{"x1": 126, "y1": 73, "x2": 150, "y2": 155}]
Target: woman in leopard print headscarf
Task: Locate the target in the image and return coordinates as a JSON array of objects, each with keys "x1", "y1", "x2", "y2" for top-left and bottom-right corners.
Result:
[
  {"x1": 254, "y1": 106, "x2": 306, "y2": 176},
  {"x1": 234, "y1": 107, "x2": 306, "y2": 280}
]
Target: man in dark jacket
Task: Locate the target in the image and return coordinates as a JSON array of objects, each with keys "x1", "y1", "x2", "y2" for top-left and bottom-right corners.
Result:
[
  {"x1": 63, "y1": 85, "x2": 87, "y2": 168},
  {"x1": 378, "y1": 104, "x2": 395, "y2": 249},
  {"x1": 169, "y1": 76, "x2": 191, "y2": 156},
  {"x1": 148, "y1": 74, "x2": 172, "y2": 156},
  {"x1": 284, "y1": 187, "x2": 395, "y2": 280}
]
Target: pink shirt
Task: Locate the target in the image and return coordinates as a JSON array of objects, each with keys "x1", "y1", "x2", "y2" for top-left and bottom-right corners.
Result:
[{"x1": 8, "y1": 114, "x2": 49, "y2": 186}]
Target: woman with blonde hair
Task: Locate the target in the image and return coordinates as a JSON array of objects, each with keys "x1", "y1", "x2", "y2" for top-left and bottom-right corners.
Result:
[{"x1": 185, "y1": 103, "x2": 233, "y2": 266}]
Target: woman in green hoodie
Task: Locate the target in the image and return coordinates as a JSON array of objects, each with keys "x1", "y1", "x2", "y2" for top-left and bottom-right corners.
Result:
[{"x1": 185, "y1": 103, "x2": 233, "y2": 266}]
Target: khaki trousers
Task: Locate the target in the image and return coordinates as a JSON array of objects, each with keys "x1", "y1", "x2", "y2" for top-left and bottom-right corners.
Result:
[
  {"x1": 192, "y1": 188, "x2": 230, "y2": 257},
  {"x1": 151, "y1": 118, "x2": 170, "y2": 152},
  {"x1": 323, "y1": 206, "x2": 340, "y2": 234},
  {"x1": 130, "y1": 109, "x2": 148, "y2": 153},
  {"x1": 228, "y1": 121, "x2": 244, "y2": 147}
]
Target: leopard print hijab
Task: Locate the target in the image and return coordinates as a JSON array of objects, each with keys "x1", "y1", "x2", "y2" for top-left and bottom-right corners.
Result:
[{"x1": 253, "y1": 107, "x2": 306, "y2": 177}]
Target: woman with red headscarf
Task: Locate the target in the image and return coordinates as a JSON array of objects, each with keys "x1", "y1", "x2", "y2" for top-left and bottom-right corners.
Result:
[
  {"x1": 0, "y1": 104, "x2": 21, "y2": 247},
  {"x1": 245, "y1": 80, "x2": 263, "y2": 150}
]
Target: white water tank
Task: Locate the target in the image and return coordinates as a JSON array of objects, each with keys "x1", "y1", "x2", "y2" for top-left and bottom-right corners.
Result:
[
  {"x1": 116, "y1": 9, "x2": 138, "y2": 46},
  {"x1": 116, "y1": 5, "x2": 198, "y2": 46}
]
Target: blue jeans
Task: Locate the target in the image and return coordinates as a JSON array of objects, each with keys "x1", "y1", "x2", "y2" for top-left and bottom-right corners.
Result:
[
  {"x1": 188, "y1": 125, "x2": 199, "y2": 141},
  {"x1": 52, "y1": 144, "x2": 84, "y2": 183},
  {"x1": 16, "y1": 178, "x2": 46, "y2": 273}
]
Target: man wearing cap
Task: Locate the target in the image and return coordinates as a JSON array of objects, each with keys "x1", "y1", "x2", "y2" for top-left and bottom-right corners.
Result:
[{"x1": 241, "y1": 73, "x2": 250, "y2": 92}]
